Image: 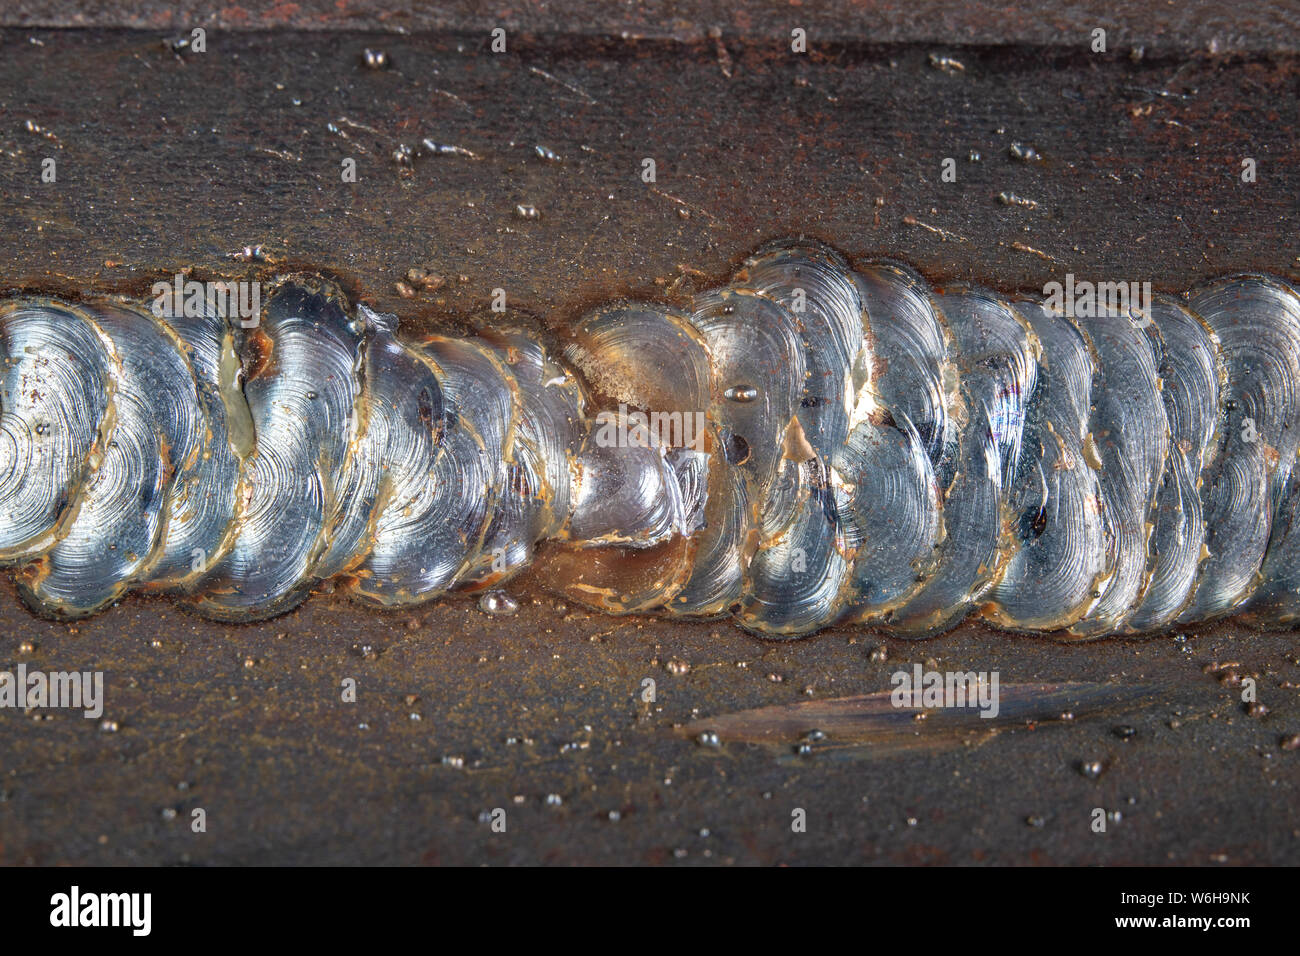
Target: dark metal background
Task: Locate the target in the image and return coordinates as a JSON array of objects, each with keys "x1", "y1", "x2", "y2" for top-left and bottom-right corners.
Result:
[{"x1": 0, "y1": 4, "x2": 1297, "y2": 864}]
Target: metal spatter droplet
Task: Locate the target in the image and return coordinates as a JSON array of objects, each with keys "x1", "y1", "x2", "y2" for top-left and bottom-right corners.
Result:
[
  {"x1": 478, "y1": 590, "x2": 518, "y2": 616},
  {"x1": 4, "y1": 246, "x2": 1300, "y2": 642}
]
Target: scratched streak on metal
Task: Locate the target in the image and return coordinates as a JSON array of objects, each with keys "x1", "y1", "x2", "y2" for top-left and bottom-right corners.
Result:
[
  {"x1": 0, "y1": 26, "x2": 1297, "y2": 865},
  {"x1": 8, "y1": 1, "x2": 1300, "y2": 52}
]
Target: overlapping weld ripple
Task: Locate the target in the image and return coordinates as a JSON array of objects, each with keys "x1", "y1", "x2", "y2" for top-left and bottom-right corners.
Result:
[{"x1": 3, "y1": 241, "x2": 1299, "y2": 640}]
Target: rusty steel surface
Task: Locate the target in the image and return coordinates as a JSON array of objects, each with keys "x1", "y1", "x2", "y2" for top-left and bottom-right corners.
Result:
[
  {"x1": 9, "y1": 1, "x2": 1300, "y2": 52},
  {"x1": 0, "y1": 12, "x2": 1298, "y2": 865}
]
